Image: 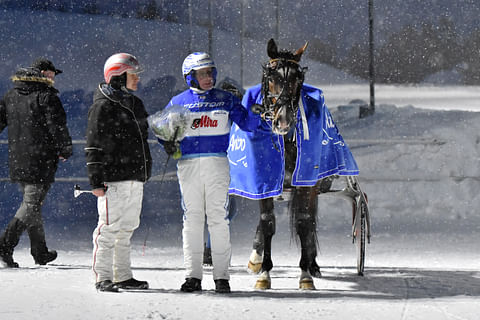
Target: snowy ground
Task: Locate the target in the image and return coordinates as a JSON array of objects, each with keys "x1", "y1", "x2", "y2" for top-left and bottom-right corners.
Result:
[
  {"x1": 2, "y1": 86, "x2": 480, "y2": 319},
  {"x1": 2, "y1": 234, "x2": 479, "y2": 320}
]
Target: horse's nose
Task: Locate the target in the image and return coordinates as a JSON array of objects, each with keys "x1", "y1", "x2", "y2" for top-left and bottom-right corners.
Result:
[
  {"x1": 273, "y1": 127, "x2": 290, "y2": 135},
  {"x1": 273, "y1": 119, "x2": 290, "y2": 135}
]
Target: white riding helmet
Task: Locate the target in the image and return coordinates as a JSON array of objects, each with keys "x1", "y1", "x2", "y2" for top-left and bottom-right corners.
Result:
[
  {"x1": 104, "y1": 53, "x2": 143, "y2": 84},
  {"x1": 182, "y1": 52, "x2": 217, "y2": 88}
]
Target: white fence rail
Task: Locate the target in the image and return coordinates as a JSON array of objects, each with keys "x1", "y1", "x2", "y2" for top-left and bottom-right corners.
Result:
[{"x1": 0, "y1": 138, "x2": 449, "y2": 182}]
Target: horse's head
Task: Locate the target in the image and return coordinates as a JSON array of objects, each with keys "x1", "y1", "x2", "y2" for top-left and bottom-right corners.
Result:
[{"x1": 258, "y1": 38, "x2": 308, "y2": 135}]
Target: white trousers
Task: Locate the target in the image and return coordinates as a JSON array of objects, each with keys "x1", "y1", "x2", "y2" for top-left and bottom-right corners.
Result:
[
  {"x1": 177, "y1": 156, "x2": 231, "y2": 281},
  {"x1": 92, "y1": 181, "x2": 143, "y2": 283}
]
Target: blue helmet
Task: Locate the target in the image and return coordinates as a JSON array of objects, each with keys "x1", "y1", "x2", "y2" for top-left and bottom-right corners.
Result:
[{"x1": 182, "y1": 52, "x2": 217, "y2": 89}]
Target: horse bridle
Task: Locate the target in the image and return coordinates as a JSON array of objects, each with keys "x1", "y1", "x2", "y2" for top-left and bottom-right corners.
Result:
[{"x1": 260, "y1": 58, "x2": 307, "y2": 122}]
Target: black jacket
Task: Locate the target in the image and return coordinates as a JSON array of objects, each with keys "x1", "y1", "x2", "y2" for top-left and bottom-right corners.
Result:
[
  {"x1": 0, "y1": 68, "x2": 73, "y2": 183},
  {"x1": 85, "y1": 84, "x2": 152, "y2": 189}
]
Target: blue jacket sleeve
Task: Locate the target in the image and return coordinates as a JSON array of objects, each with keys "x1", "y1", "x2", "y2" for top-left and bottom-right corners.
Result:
[
  {"x1": 241, "y1": 87, "x2": 272, "y2": 133},
  {"x1": 229, "y1": 95, "x2": 261, "y2": 132}
]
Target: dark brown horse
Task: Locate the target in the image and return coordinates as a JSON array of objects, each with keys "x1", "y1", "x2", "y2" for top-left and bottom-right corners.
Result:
[
  {"x1": 247, "y1": 39, "x2": 370, "y2": 290},
  {"x1": 245, "y1": 39, "x2": 320, "y2": 290}
]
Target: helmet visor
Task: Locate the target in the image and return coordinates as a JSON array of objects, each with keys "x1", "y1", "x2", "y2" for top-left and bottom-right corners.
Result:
[{"x1": 127, "y1": 64, "x2": 144, "y2": 74}]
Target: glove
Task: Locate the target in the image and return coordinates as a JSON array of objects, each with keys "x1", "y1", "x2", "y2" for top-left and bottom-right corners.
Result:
[
  {"x1": 250, "y1": 103, "x2": 265, "y2": 115},
  {"x1": 163, "y1": 140, "x2": 177, "y2": 156}
]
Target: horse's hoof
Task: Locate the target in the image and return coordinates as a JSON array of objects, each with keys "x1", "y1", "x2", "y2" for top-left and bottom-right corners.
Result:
[
  {"x1": 299, "y1": 270, "x2": 315, "y2": 290},
  {"x1": 299, "y1": 278, "x2": 315, "y2": 290},
  {"x1": 254, "y1": 271, "x2": 271, "y2": 290},
  {"x1": 248, "y1": 261, "x2": 262, "y2": 274},
  {"x1": 254, "y1": 279, "x2": 271, "y2": 290}
]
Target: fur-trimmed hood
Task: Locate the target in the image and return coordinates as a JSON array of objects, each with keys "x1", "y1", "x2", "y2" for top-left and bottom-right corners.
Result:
[{"x1": 11, "y1": 67, "x2": 55, "y2": 88}]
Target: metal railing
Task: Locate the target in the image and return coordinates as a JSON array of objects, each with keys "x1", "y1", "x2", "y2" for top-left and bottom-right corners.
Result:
[{"x1": 0, "y1": 138, "x2": 450, "y2": 183}]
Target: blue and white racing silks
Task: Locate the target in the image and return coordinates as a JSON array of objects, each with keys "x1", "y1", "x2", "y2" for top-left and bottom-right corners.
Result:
[
  {"x1": 228, "y1": 83, "x2": 359, "y2": 200},
  {"x1": 162, "y1": 88, "x2": 260, "y2": 159}
]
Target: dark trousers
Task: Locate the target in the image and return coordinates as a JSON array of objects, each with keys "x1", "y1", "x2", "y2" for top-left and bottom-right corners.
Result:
[{"x1": 0, "y1": 183, "x2": 51, "y2": 258}]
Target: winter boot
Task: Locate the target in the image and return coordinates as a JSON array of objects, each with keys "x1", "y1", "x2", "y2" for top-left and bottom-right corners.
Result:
[
  {"x1": 0, "y1": 251, "x2": 19, "y2": 268},
  {"x1": 114, "y1": 278, "x2": 149, "y2": 290},
  {"x1": 0, "y1": 218, "x2": 26, "y2": 268},
  {"x1": 96, "y1": 280, "x2": 119, "y2": 292},
  {"x1": 33, "y1": 250, "x2": 57, "y2": 265},
  {"x1": 28, "y1": 226, "x2": 57, "y2": 265},
  {"x1": 214, "y1": 279, "x2": 231, "y2": 293},
  {"x1": 180, "y1": 277, "x2": 202, "y2": 292}
]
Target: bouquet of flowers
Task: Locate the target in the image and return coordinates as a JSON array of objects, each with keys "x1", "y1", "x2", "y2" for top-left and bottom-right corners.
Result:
[{"x1": 147, "y1": 104, "x2": 188, "y2": 142}]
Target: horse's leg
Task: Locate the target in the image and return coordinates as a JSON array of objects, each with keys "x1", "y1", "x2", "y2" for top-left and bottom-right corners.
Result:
[
  {"x1": 259, "y1": 198, "x2": 275, "y2": 272},
  {"x1": 291, "y1": 187, "x2": 319, "y2": 289},
  {"x1": 251, "y1": 198, "x2": 275, "y2": 289},
  {"x1": 248, "y1": 220, "x2": 263, "y2": 274},
  {"x1": 248, "y1": 200, "x2": 265, "y2": 273}
]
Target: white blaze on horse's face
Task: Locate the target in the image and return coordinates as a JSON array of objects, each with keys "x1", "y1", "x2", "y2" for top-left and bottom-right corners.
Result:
[{"x1": 273, "y1": 105, "x2": 290, "y2": 135}]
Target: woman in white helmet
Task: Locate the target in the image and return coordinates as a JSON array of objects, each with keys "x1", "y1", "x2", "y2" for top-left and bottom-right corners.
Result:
[
  {"x1": 85, "y1": 53, "x2": 152, "y2": 292},
  {"x1": 158, "y1": 52, "x2": 261, "y2": 293}
]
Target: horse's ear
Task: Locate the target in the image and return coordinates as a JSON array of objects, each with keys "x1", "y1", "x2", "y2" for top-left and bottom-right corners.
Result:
[
  {"x1": 267, "y1": 38, "x2": 279, "y2": 59},
  {"x1": 293, "y1": 41, "x2": 308, "y2": 62}
]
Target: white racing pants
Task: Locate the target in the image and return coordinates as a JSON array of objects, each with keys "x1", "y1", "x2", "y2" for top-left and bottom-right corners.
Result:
[
  {"x1": 177, "y1": 156, "x2": 231, "y2": 281},
  {"x1": 92, "y1": 181, "x2": 144, "y2": 283}
]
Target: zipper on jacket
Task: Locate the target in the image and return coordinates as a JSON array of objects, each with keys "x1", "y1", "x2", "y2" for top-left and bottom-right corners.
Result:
[{"x1": 118, "y1": 97, "x2": 149, "y2": 182}]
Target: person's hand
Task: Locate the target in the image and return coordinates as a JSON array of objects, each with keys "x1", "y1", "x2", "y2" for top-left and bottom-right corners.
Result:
[
  {"x1": 251, "y1": 103, "x2": 265, "y2": 115},
  {"x1": 163, "y1": 141, "x2": 177, "y2": 155},
  {"x1": 92, "y1": 188, "x2": 105, "y2": 197}
]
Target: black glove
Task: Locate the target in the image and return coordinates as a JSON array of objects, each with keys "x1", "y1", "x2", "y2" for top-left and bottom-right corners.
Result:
[
  {"x1": 250, "y1": 103, "x2": 265, "y2": 115},
  {"x1": 163, "y1": 141, "x2": 177, "y2": 155}
]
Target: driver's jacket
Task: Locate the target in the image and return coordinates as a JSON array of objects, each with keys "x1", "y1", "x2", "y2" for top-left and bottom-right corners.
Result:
[{"x1": 162, "y1": 88, "x2": 260, "y2": 158}]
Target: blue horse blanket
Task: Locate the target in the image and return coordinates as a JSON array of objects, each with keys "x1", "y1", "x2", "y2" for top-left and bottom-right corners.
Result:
[{"x1": 228, "y1": 83, "x2": 359, "y2": 200}]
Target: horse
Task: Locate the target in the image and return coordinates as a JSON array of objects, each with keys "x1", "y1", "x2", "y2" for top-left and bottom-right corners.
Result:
[
  {"x1": 246, "y1": 39, "x2": 320, "y2": 290},
  {"x1": 229, "y1": 39, "x2": 370, "y2": 290}
]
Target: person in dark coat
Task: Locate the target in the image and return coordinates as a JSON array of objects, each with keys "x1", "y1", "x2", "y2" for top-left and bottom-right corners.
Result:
[
  {"x1": 85, "y1": 53, "x2": 152, "y2": 292},
  {"x1": 0, "y1": 57, "x2": 73, "y2": 268}
]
